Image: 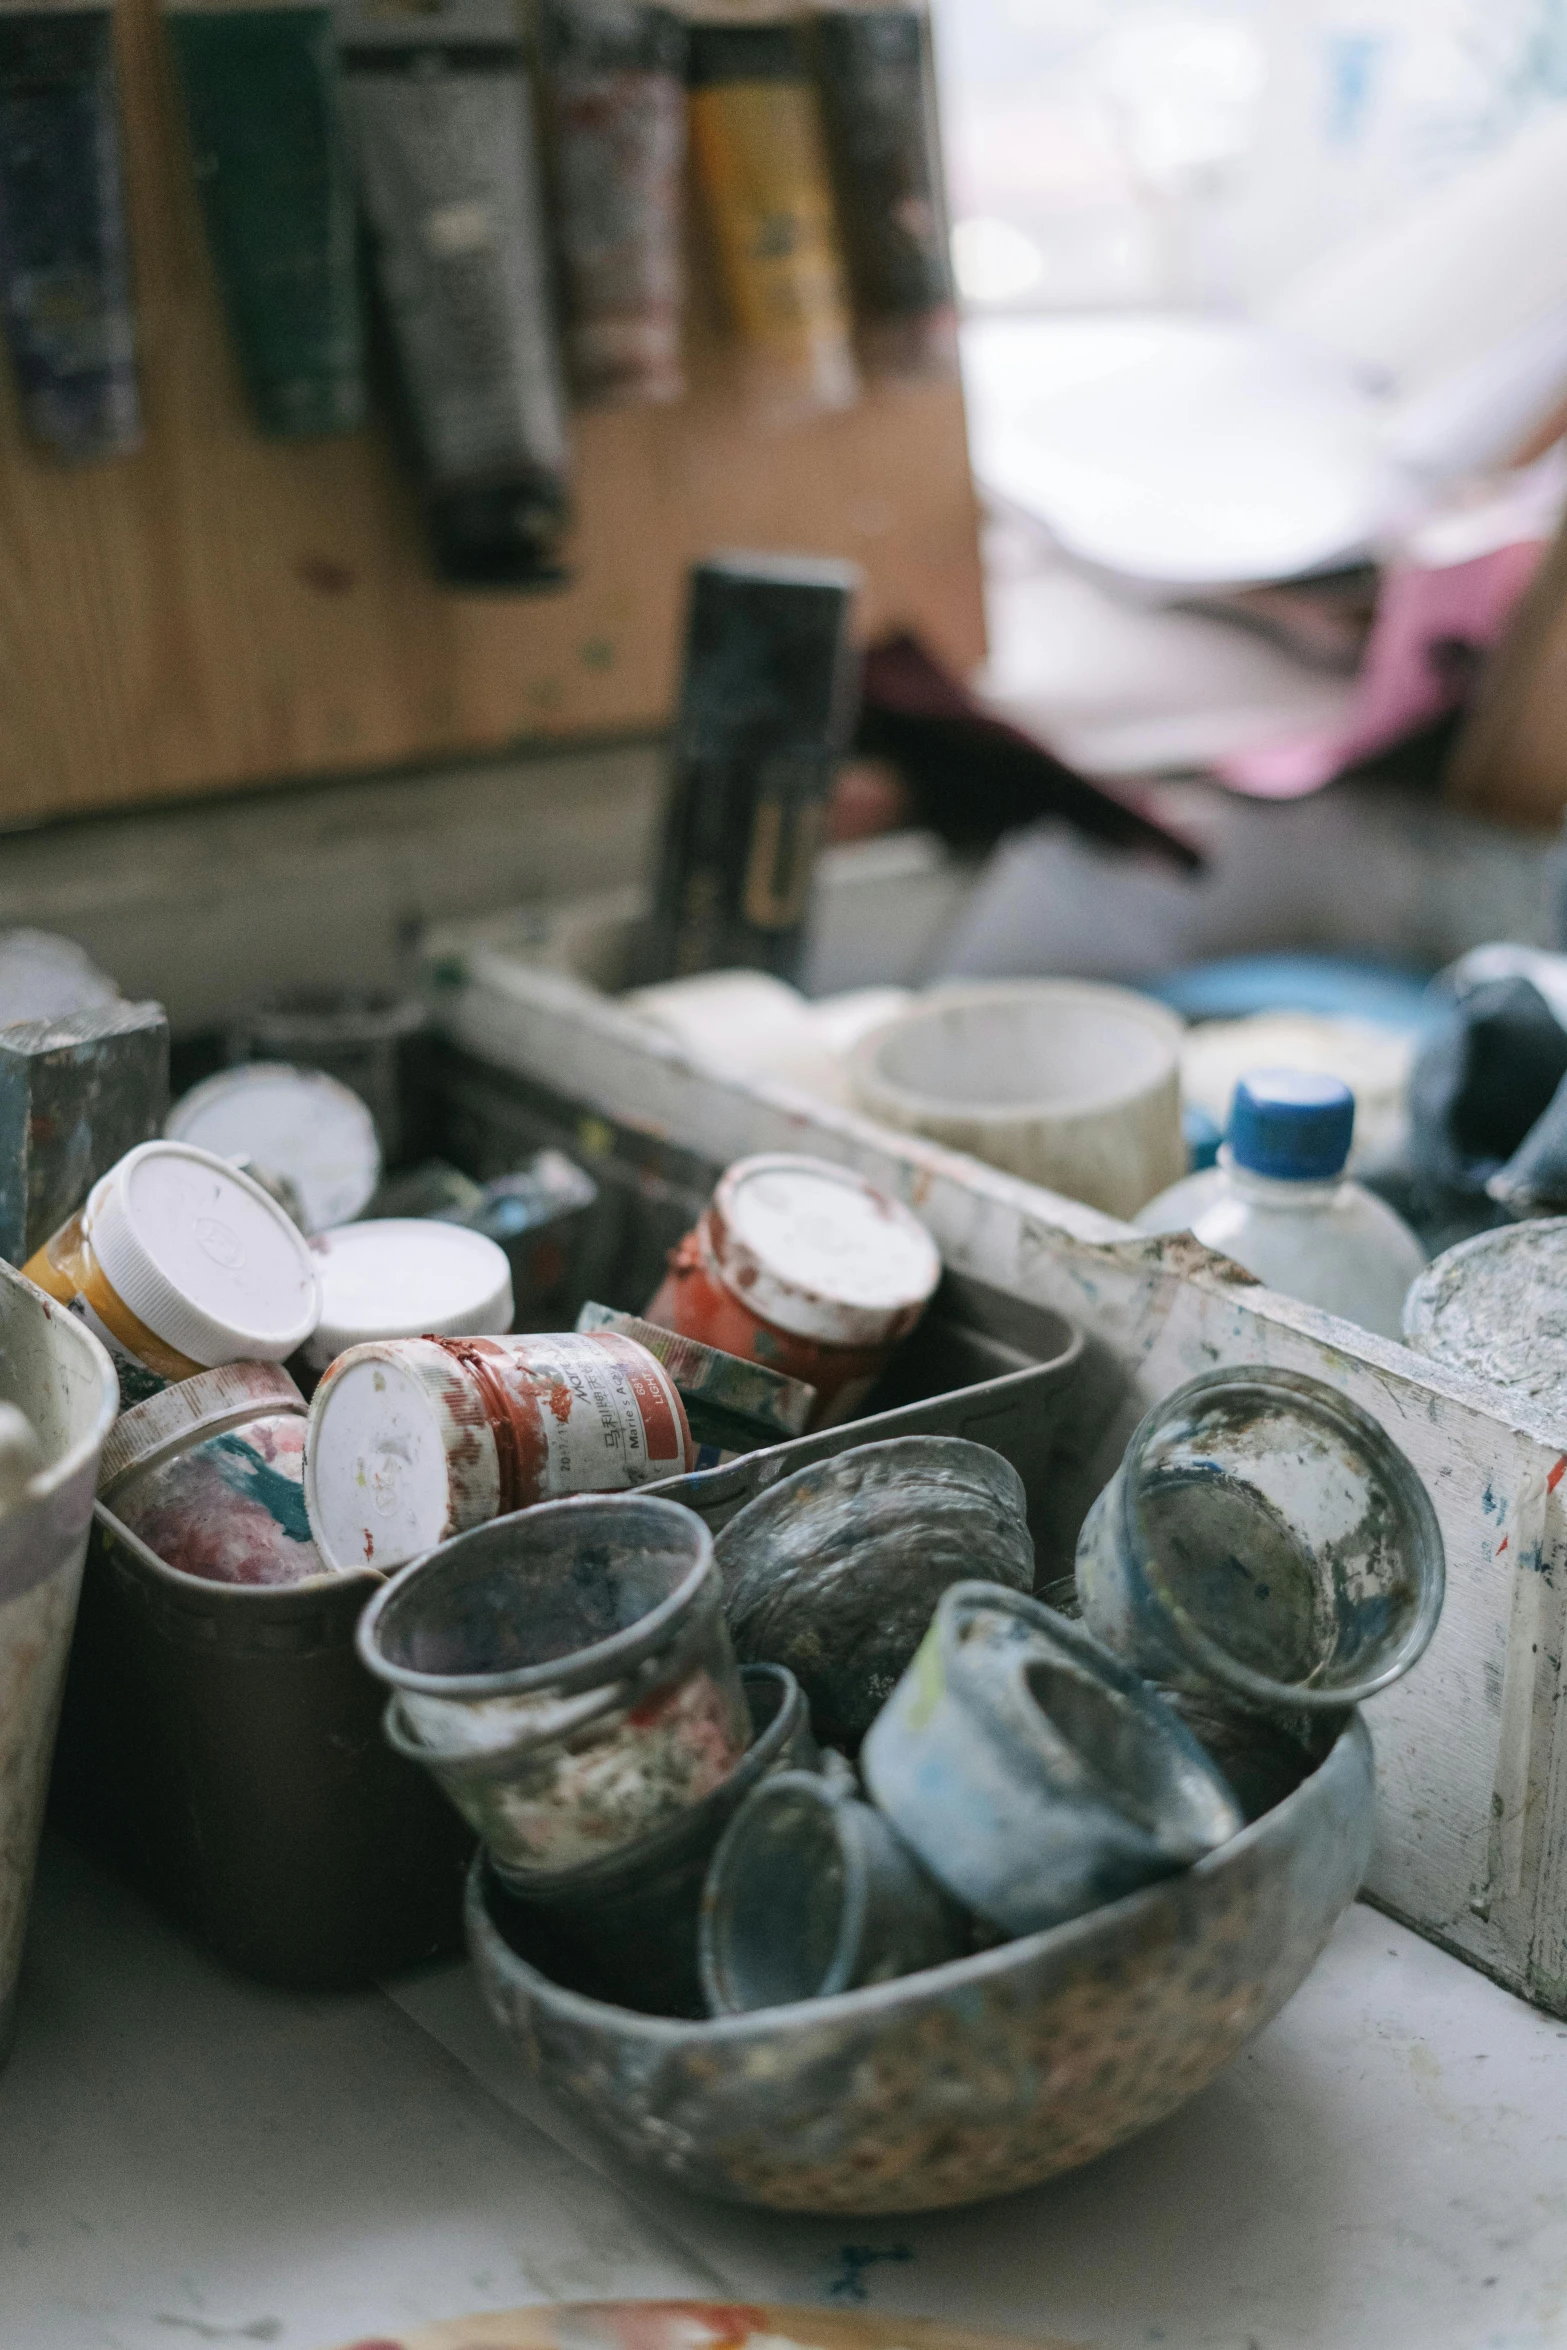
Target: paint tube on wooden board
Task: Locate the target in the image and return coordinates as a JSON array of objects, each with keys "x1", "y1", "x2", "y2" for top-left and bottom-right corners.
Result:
[
  {"x1": 638, "y1": 552, "x2": 860, "y2": 986},
  {"x1": 0, "y1": 0, "x2": 140, "y2": 460},
  {"x1": 335, "y1": 0, "x2": 570, "y2": 587},
  {"x1": 164, "y1": 0, "x2": 366, "y2": 438},
  {"x1": 684, "y1": 7, "x2": 857, "y2": 423},
  {"x1": 810, "y1": 0, "x2": 955, "y2": 383},
  {"x1": 539, "y1": 0, "x2": 687, "y2": 406}
]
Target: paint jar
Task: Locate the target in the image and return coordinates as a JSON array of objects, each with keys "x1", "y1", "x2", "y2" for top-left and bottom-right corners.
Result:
[
  {"x1": 302, "y1": 1218, "x2": 514, "y2": 1374},
  {"x1": 715, "y1": 1435, "x2": 1033, "y2": 1750},
  {"x1": 861, "y1": 1583, "x2": 1244, "y2": 1937},
  {"x1": 96, "y1": 1362, "x2": 327, "y2": 1589},
  {"x1": 1402, "y1": 1217, "x2": 1567, "y2": 1416},
  {"x1": 700, "y1": 1766, "x2": 965, "y2": 2013},
  {"x1": 486, "y1": 1659, "x2": 816, "y2": 2016},
  {"x1": 811, "y1": 1, "x2": 957, "y2": 384},
  {"x1": 686, "y1": 11, "x2": 858, "y2": 422},
  {"x1": 358, "y1": 1491, "x2": 750, "y2": 1873},
  {"x1": 166, "y1": 1062, "x2": 382, "y2": 1235},
  {"x1": 850, "y1": 982, "x2": 1187, "y2": 1223},
  {"x1": 305, "y1": 1329, "x2": 693, "y2": 1576},
  {"x1": 645, "y1": 1152, "x2": 941, "y2": 1427},
  {"x1": 540, "y1": 0, "x2": 688, "y2": 405},
  {"x1": 1074, "y1": 1366, "x2": 1446, "y2": 1712},
  {"x1": 24, "y1": 1141, "x2": 322, "y2": 1390}
]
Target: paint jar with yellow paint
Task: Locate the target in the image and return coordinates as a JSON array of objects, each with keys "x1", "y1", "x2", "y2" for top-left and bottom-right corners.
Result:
[
  {"x1": 687, "y1": 9, "x2": 859, "y2": 421},
  {"x1": 24, "y1": 1141, "x2": 321, "y2": 1404}
]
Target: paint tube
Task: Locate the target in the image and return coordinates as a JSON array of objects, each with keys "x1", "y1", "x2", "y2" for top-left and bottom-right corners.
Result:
[
  {"x1": 810, "y1": 0, "x2": 955, "y2": 382},
  {"x1": 0, "y1": 0, "x2": 140, "y2": 460},
  {"x1": 165, "y1": 0, "x2": 366, "y2": 438},
  {"x1": 639, "y1": 552, "x2": 860, "y2": 986},
  {"x1": 685, "y1": 8, "x2": 857, "y2": 423},
  {"x1": 335, "y1": 0, "x2": 570, "y2": 587},
  {"x1": 539, "y1": 0, "x2": 687, "y2": 406}
]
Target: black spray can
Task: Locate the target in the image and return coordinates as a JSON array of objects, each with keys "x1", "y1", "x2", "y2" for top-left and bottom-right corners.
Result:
[{"x1": 640, "y1": 553, "x2": 861, "y2": 987}]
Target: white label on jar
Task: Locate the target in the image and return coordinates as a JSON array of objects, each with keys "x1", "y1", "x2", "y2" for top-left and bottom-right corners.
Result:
[{"x1": 519, "y1": 1334, "x2": 684, "y2": 1496}]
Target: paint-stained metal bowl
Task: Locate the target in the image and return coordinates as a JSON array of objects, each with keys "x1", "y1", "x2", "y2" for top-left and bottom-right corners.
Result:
[{"x1": 468, "y1": 1707, "x2": 1373, "y2": 2215}]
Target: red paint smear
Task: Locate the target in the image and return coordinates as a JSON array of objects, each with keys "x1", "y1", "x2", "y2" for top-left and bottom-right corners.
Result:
[
  {"x1": 363, "y1": 1528, "x2": 375, "y2": 1561},
  {"x1": 1550, "y1": 1456, "x2": 1567, "y2": 1494},
  {"x1": 548, "y1": 1379, "x2": 574, "y2": 1426},
  {"x1": 1497, "y1": 1535, "x2": 1510, "y2": 1555}
]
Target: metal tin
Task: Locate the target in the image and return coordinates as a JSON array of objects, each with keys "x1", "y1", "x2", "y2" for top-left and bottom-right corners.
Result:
[
  {"x1": 0, "y1": 1257, "x2": 117, "y2": 2067},
  {"x1": 166, "y1": 1062, "x2": 381, "y2": 1235},
  {"x1": 646, "y1": 1151, "x2": 942, "y2": 1425},
  {"x1": 305, "y1": 1330, "x2": 693, "y2": 1577},
  {"x1": 700, "y1": 1765, "x2": 965, "y2": 2013},
  {"x1": 1402, "y1": 1217, "x2": 1567, "y2": 1417},
  {"x1": 50, "y1": 1502, "x2": 472, "y2": 1989},
  {"x1": 0, "y1": 997, "x2": 168, "y2": 1266},
  {"x1": 540, "y1": 0, "x2": 688, "y2": 405},
  {"x1": 1074, "y1": 1365, "x2": 1446, "y2": 1712},
  {"x1": 359, "y1": 1492, "x2": 750, "y2": 1873},
  {"x1": 96, "y1": 1360, "x2": 328, "y2": 1589},
  {"x1": 715, "y1": 1435, "x2": 1034, "y2": 1751},
  {"x1": 861, "y1": 1583, "x2": 1243, "y2": 1937},
  {"x1": 487, "y1": 1659, "x2": 815, "y2": 2016},
  {"x1": 467, "y1": 1706, "x2": 1374, "y2": 2213},
  {"x1": 303, "y1": 1216, "x2": 515, "y2": 1368}
]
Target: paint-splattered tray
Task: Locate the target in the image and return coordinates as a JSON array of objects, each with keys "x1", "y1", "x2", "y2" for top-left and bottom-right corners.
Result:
[{"x1": 328, "y1": 2299, "x2": 1071, "y2": 2350}]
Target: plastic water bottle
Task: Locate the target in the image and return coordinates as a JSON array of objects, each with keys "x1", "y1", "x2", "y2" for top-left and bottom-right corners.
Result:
[{"x1": 1136, "y1": 1069, "x2": 1426, "y2": 1340}]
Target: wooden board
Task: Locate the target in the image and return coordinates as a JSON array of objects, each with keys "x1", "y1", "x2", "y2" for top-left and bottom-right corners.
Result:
[
  {"x1": 0, "y1": 0, "x2": 984, "y2": 828},
  {"x1": 327, "y1": 2302, "x2": 1074, "y2": 2350}
]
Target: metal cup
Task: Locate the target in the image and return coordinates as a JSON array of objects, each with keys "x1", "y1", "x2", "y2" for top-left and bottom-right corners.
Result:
[
  {"x1": 700, "y1": 1767, "x2": 966, "y2": 2014},
  {"x1": 1074, "y1": 1366, "x2": 1445, "y2": 1712},
  {"x1": 357, "y1": 1492, "x2": 751, "y2": 1874},
  {"x1": 861, "y1": 1582, "x2": 1244, "y2": 1937}
]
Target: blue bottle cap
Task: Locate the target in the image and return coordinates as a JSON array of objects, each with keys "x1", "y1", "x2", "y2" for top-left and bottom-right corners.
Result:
[{"x1": 1229, "y1": 1069, "x2": 1355, "y2": 1180}]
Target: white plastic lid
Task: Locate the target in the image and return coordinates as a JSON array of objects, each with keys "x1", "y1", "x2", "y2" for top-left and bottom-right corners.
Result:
[
  {"x1": 165, "y1": 1063, "x2": 381, "y2": 1234},
  {"x1": 709, "y1": 1154, "x2": 942, "y2": 1349},
  {"x1": 87, "y1": 1142, "x2": 323, "y2": 1368},
  {"x1": 306, "y1": 1344, "x2": 460, "y2": 1574},
  {"x1": 306, "y1": 1219, "x2": 514, "y2": 1371}
]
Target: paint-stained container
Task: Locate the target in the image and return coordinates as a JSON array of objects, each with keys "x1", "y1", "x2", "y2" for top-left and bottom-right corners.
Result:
[
  {"x1": 304, "y1": 1329, "x2": 694, "y2": 1576},
  {"x1": 165, "y1": 0, "x2": 365, "y2": 437},
  {"x1": 0, "y1": 0, "x2": 141, "y2": 459},
  {"x1": 639, "y1": 554, "x2": 861, "y2": 987},
  {"x1": 810, "y1": 1, "x2": 955, "y2": 383},
  {"x1": 358, "y1": 1491, "x2": 749, "y2": 1873},
  {"x1": 539, "y1": 0, "x2": 687, "y2": 405},
  {"x1": 336, "y1": 0, "x2": 571, "y2": 585},
  {"x1": 23, "y1": 1141, "x2": 322, "y2": 1397},
  {"x1": 686, "y1": 11, "x2": 857, "y2": 420},
  {"x1": 303, "y1": 1216, "x2": 515, "y2": 1372},
  {"x1": 96, "y1": 1362, "x2": 329, "y2": 1588},
  {"x1": 645, "y1": 1152, "x2": 941, "y2": 1426}
]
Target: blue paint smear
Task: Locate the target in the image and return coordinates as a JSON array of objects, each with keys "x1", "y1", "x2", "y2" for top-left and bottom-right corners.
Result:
[
  {"x1": 1323, "y1": 32, "x2": 1385, "y2": 148},
  {"x1": 208, "y1": 1432, "x2": 313, "y2": 1544},
  {"x1": 827, "y1": 2246, "x2": 914, "y2": 2304}
]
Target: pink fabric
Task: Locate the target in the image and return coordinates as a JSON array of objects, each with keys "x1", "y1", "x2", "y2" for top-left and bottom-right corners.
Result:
[{"x1": 1215, "y1": 535, "x2": 1548, "y2": 798}]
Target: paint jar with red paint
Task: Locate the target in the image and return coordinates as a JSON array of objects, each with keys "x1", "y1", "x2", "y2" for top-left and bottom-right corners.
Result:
[
  {"x1": 356, "y1": 1491, "x2": 749, "y2": 1874},
  {"x1": 304, "y1": 1330, "x2": 693, "y2": 1577},
  {"x1": 97, "y1": 1362, "x2": 328, "y2": 1588},
  {"x1": 644, "y1": 1153, "x2": 942, "y2": 1426}
]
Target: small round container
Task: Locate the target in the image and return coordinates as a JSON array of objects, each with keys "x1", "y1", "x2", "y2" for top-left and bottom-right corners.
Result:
[
  {"x1": 305, "y1": 1330, "x2": 694, "y2": 1577},
  {"x1": 166, "y1": 1062, "x2": 382, "y2": 1235},
  {"x1": 97, "y1": 1362, "x2": 327, "y2": 1588},
  {"x1": 861, "y1": 1583, "x2": 1244, "y2": 1937},
  {"x1": 303, "y1": 1218, "x2": 514, "y2": 1372},
  {"x1": 645, "y1": 1153, "x2": 942, "y2": 1427},
  {"x1": 23, "y1": 1140, "x2": 322, "y2": 1381},
  {"x1": 848, "y1": 982, "x2": 1186, "y2": 1221},
  {"x1": 1074, "y1": 1366, "x2": 1446, "y2": 1711},
  {"x1": 700, "y1": 1768, "x2": 966, "y2": 2015},
  {"x1": 1403, "y1": 1218, "x2": 1567, "y2": 1418},
  {"x1": 358, "y1": 1492, "x2": 750, "y2": 1874}
]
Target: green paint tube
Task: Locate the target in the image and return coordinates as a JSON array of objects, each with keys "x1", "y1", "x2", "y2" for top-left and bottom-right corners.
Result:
[{"x1": 165, "y1": 0, "x2": 366, "y2": 438}]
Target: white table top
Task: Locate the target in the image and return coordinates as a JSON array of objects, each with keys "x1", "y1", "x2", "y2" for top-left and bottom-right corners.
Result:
[{"x1": 8, "y1": 1837, "x2": 1567, "y2": 2350}]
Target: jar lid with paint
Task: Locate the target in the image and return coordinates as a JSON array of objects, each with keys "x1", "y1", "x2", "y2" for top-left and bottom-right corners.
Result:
[
  {"x1": 705, "y1": 1154, "x2": 941, "y2": 1348},
  {"x1": 1402, "y1": 1216, "x2": 1567, "y2": 1413},
  {"x1": 165, "y1": 1062, "x2": 382, "y2": 1234},
  {"x1": 304, "y1": 1218, "x2": 514, "y2": 1373},
  {"x1": 85, "y1": 1141, "x2": 322, "y2": 1368}
]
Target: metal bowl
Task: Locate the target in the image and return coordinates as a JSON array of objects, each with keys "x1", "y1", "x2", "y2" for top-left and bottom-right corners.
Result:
[{"x1": 467, "y1": 1708, "x2": 1373, "y2": 2215}]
